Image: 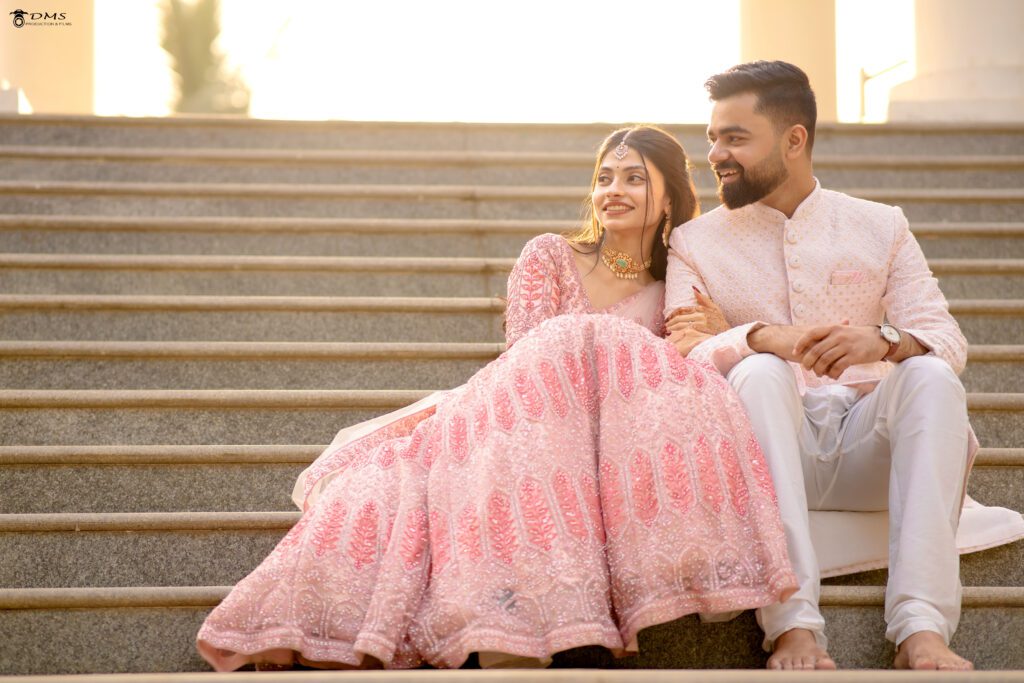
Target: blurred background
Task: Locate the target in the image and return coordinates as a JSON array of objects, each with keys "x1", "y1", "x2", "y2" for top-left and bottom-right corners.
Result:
[{"x1": 1, "y1": 0, "x2": 1022, "y2": 124}]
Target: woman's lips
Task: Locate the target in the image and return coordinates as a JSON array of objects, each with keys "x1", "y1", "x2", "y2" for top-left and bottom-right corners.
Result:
[{"x1": 603, "y1": 203, "x2": 633, "y2": 215}]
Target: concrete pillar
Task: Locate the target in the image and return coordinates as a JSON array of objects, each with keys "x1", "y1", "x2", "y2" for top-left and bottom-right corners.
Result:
[
  {"x1": 0, "y1": 0, "x2": 94, "y2": 114},
  {"x1": 889, "y1": 0, "x2": 1024, "y2": 122},
  {"x1": 739, "y1": 0, "x2": 838, "y2": 122}
]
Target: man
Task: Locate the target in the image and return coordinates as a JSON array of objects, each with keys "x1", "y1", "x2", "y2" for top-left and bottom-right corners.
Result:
[{"x1": 664, "y1": 60, "x2": 975, "y2": 670}]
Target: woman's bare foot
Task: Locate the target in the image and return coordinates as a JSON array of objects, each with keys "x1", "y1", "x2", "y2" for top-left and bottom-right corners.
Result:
[
  {"x1": 894, "y1": 631, "x2": 973, "y2": 670},
  {"x1": 767, "y1": 628, "x2": 837, "y2": 670}
]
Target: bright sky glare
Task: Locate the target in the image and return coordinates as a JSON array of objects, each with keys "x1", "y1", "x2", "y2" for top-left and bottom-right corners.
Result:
[{"x1": 95, "y1": 0, "x2": 913, "y2": 123}]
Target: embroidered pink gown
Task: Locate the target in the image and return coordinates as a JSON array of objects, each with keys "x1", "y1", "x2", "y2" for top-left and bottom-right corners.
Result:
[{"x1": 196, "y1": 234, "x2": 797, "y2": 670}]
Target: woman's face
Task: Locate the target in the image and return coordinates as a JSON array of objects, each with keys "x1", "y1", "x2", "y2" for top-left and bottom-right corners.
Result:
[{"x1": 592, "y1": 144, "x2": 670, "y2": 236}]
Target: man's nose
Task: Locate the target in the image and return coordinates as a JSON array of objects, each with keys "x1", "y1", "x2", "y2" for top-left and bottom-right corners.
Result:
[{"x1": 708, "y1": 140, "x2": 728, "y2": 164}]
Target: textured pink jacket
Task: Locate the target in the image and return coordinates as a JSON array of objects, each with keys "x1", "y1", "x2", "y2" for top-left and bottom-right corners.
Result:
[{"x1": 664, "y1": 181, "x2": 968, "y2": 394}]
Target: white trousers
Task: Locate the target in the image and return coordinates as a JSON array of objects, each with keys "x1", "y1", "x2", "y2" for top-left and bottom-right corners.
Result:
[{"x1": 727, "y1": 354, "x2": 970, "y2": 650}]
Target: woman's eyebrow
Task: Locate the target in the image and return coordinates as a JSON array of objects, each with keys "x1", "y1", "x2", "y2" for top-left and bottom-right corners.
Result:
[{"x1": 598, "y1": 165, "x2": 647, "y2": 172}]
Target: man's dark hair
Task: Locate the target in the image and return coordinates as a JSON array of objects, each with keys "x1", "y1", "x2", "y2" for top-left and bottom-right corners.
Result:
[{"x1": 705, "y1": 60, "x2": 817, "y2": 152}]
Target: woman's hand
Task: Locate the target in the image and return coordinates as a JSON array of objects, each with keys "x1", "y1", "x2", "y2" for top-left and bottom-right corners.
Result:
[
  {"x1": 667, "y1": 326, "x2": 711, "y2": 357},
  {"x1": 666, "y1": 288, "x2": 729, "y2": 336}
]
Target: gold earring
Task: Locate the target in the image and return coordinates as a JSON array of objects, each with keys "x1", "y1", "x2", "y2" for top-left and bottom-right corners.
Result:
[{"x1": 662, "y1": 213, "x2": 672, "y2": 247}]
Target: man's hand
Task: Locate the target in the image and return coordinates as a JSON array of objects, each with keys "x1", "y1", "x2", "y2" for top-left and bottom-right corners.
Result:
[
  {"x1": 794, "y1": 322, "x2": 889, "y2": 379},
  {"x1": 747, "y1": 324, "x2": 814, "y2": 363}
]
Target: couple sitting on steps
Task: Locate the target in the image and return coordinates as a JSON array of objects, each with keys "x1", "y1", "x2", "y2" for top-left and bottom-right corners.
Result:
[{"x1": 196, "y1": 60, "x2": 1024, "y2": 671}]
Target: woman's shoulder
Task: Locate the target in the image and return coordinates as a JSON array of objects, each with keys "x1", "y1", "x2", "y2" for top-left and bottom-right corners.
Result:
[
  {"x1": 520, "y1": 232, "x2": 569, "y2": 255},
  {"x1": 517, "y1": 233, "x2": 580, "y2": 268}
]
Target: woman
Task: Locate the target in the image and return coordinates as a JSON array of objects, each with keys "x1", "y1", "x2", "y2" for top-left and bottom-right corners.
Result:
[{"x1": 196, "y1": 126, "x2": 797, "y2": 671}]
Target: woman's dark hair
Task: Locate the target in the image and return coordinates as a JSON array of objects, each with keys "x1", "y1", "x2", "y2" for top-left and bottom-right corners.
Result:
[
  {"x1": 566, "y1": 125, "x2": 700, "y2": 281},
  {"x1": 705, "y1": 60, "x2": 817, "y2": 152}
]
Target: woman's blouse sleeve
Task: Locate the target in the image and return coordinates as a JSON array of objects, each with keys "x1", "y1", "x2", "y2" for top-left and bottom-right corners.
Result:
[{"x1": 504, "y1": 234, "x2": 564, "y2": 348}]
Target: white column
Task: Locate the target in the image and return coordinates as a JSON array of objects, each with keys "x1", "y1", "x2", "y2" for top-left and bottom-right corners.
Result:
[
  {"x1": 0, "y1": 0, "x2": 94, "y2": 114},
  {"x1": 740, "y1": 0, "x2": 838, "y2": 122},
  {"x1": 888, "y1": 0, "x2": 1024, "y2": 122}
]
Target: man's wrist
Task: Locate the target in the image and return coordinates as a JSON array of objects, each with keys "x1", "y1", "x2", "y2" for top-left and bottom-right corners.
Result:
[{"x1": 747, "y1": 323, "x2": 774, "y2": 353}]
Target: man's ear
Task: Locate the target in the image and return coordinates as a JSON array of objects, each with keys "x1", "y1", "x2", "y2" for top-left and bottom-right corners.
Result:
[{"x1": 785, "y1": 125, "x2": 809, "y2": 159}]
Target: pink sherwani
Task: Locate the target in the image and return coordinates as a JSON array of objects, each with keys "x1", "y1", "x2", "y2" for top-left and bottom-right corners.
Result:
[
  {"x1": 665, "y1": 181, "x2": 1024, "y2": 648},
  {"x1": 666, "y1": 180, "x2": 965, "y2": 394}
]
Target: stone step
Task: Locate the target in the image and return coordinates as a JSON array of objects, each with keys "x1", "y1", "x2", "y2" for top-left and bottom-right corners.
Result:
[
  {"x1": 0, "y1": 389, "x2": 426, "y2": 446},
  {"x1": 0, "y1": 434, "x2": 1018, "y2": 513},
  {"x1": 0, "y1": 254, "x2": 514, "y2": 298},
  {"x1": 1, "y1": 215, "x2": 1020, "y2": 259},
  {"x1": 0, "y1": 295, "x2": 1016, "y2": 344},
  {"x1": 0, "y1": 389, "x2": 1019, "y2": 448},
  {"x1": 2, "y1": 146, "x2": 1022, "y2": 189},
  {"x1": 0, "y1": 341, "x2": 499, "y2": 390},
  {"x1": 0, "y1": 341, "x2": 1017, "y2": 393},
  {"x1": 0, "y1": 181, "x2": 1022, "y2": 222},
  {"x1": 0, "y1": 444, "x2": 316, "y2": 513},
  {"x1": 2, "y1": 490, "x2": 1023, "y2": 589},
  {"x1": 962, "y1": 345, "x2": 1024, "y2": 393},
  {"x1": 0, "y1": 294, "x2": 505, "y2": 343},
  {"x1": 1, "y1": 114, "x2": 1022, "y2": 156},
  {"x1": 2, "y1": 675, "x2": 1023, "y2": 683},
  {"x1": 0, "y1": 254, "x2": 1020, "y2": 299},
  {"x1": 1, "y1": 585, "x2": 1022, "y2": 673}
]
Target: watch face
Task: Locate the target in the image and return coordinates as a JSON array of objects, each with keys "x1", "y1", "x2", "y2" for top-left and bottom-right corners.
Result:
[{"x1": 881, "y1": 325, "x2": 901, "y2": 344}]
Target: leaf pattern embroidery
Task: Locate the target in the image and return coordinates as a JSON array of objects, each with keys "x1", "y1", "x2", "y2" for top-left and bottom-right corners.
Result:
[
  {"x1": 400, "y1": 508, "x2": 429, "y2": 570},
  {"x1": 718, "y1": 439, "x2": 751, "y2": 518},
  {"x1": 595, "y1": 343, "x2": 610, "y2": 404},
  {"x1": 456, "y1": 503, "x2": 484, "y2": 563},
  {"x1": 615, "y1": 342, "x2": 635, "y2": 399},
  {"x1": 599, "y1": 460, "x2": 626, "y2": 538},
  {"x1": 311, "y1": 500, "x2": 347, "y2": 559},
  {"x1": 348, "y1": 500, "x2": 380, "y2": 570},
  {"x1": 695, "y1": 435, "x2": 724, "y2": 513},
  {"x1": 518, "y1": 477, "x2": 556, "y2": 551},
  {"x1": 447, "y1": 413, "x2": 469, "y2": 464},
  {"x1": 639, "y1": 342, "x2": 663, "y2": 389},
  {"x1": 552, "y1": 469, "x2": 589, "y2": 541},
  {"x1": 429, "y1": 509, "x2": 452, "y2": 571},
  {"x1": 630, "y1": 449, "x2": 659, "y2": 526},
  {"x1": 514, "y1": 369, "x2": 546, "y2": 421},
  {"x1": 660, "y1": 440, "x2": 694, "y2": 514},
  {"x1": 492, "y1": 385, "x2": 516, "y2": 433},
  {"x1": 486, "y1": 491, "x2": 518, "y2": 565},
  {"x1": 539, "y1": 359, "x2": 569, "y2": 418}
]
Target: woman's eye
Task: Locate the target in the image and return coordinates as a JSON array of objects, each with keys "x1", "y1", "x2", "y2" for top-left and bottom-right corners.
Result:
[
  {"x1": 629, "y1": 174, "x2": 646, "y2": 183},
  {"x1": 597, "y1": 175, "x2": 610, "y2": 184}
]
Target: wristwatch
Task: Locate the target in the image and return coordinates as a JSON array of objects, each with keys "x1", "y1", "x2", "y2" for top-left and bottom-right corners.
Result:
[{"x1": 878, "y1": 323, "x2": 902, "y2": 360}]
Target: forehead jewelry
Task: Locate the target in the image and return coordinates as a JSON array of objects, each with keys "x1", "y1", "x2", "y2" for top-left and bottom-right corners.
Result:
[{"x1": 613, "y1": 142, "x2": 629, "y2": 160}]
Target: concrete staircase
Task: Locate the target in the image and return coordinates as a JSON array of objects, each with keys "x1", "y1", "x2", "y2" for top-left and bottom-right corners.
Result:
[{"x1": 0, "y1": 115, "x2": 1022, "y2": 677}]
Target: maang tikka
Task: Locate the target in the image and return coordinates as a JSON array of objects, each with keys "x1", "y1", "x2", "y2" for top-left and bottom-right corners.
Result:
[{"x1": 613, "y1": 142, "x2": 629, "y2": 160}]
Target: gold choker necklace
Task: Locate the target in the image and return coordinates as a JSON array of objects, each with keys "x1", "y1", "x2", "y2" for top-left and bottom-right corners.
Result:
[{"x1": 600, "y1": 247, "x2": 651, "y2": 280}]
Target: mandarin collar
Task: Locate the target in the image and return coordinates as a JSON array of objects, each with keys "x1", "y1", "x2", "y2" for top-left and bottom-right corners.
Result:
[{"x1": 745, "y1": 178, "x2": 822, "y2": 222}]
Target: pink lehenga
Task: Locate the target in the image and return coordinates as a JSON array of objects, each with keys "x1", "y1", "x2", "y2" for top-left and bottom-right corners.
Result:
[{"x1": 196, "y1": 234, "x2": 798, "y2": 670}]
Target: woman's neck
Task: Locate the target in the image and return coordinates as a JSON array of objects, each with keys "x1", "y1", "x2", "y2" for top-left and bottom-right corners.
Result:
[{"x1": 602, "y1": 228, "x2": 657, "y2": 262}]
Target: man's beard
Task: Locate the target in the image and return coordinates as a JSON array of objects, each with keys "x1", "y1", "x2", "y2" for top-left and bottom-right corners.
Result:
[{"x1": 716, "y1": 149, "x2": 789, "y2": 209}]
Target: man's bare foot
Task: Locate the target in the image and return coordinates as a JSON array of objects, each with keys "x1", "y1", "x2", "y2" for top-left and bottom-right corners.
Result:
[
  {"x1": 894, "y1": 631, "x2": 973, "y2": 670},
  {"x1": 767, "y1": 628, "x2": 837, "y2": 670}
]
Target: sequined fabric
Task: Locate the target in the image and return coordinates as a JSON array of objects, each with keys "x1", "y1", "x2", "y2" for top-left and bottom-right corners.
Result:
[{"x1": 196, "y1": 234, "x2": 797, "y2": 670}]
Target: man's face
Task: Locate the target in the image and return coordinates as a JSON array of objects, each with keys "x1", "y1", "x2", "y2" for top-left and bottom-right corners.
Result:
[{"x1": 707, "y1": 92, "x2": 789, "y2": 209}]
